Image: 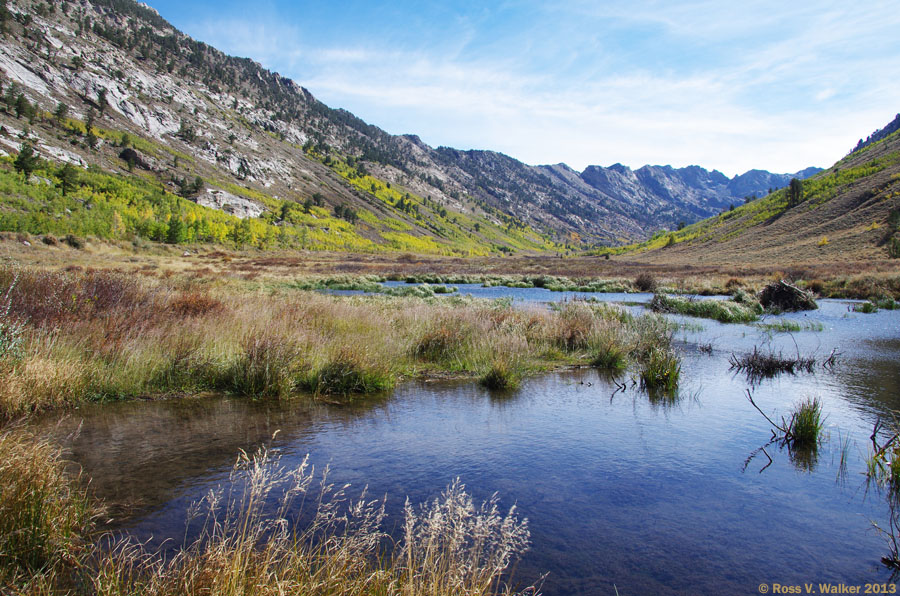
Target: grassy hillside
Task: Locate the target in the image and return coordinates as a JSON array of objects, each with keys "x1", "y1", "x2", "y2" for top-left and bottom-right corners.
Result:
[{"x1": 601, "y1": 128, "x2": 900, "y2": 266}]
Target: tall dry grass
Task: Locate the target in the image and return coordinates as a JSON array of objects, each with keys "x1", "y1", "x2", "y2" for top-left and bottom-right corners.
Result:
[
  {"x1": 87, "y1": 448, "x2": 531, "y2": 596},
  {"x1": 0, "y1": 426, "x2": 96, "y2": 588},
  {"x1": 0, "y1": 266, "x2": 682, "y2": 417}
]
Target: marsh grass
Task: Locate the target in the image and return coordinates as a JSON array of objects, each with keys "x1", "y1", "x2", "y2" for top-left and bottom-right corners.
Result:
[
  {"x1": 756, "y1": 319, "x2": 825, "y2": 333},
  {"x1": 638, "y1": 348, "x2": 681, "y2": 393},
  {"x1": 650, "y1": 293, "x2": 761, "y2": 323},
  {"x1": 853, "y1": 297, "x2": 900, "y2": 313},
  {"x1": 0, "y1": 427, "x2": 96, "y2": 585},
  {"x1": 2, "y1": 439, "x2": 532, "y2": 596},
  {"x1": 90, "y1": 448, "x2": 532, "y2": 596},
  {"x1": 300, "y1": 347, "x2": 395, "y2": 398},
  {"x1": 480, "y1": 356, "x2": 525, "y2": 391},
  {"x1": 590, "y1": 340, "x2": 627, "y2": 371},
  {"x1": 789, "y1": 397, "x2": 824, "y2": 447},
  {"x1": 0, "y1": 266, "x2": 682, "y2": 416}
]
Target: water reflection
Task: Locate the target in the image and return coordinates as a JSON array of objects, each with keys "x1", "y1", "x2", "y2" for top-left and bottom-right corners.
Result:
[{"x1": 28, "y1": 298, "x2": 900, "y2": 596}]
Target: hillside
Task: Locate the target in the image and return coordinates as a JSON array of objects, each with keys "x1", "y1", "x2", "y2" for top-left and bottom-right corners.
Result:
[
  {"x1": 0, "y1": 0, "x2": 820, "y2": 253},
  {"x1": 611, "y1": 121, "x2": 900, "y2": 267}
]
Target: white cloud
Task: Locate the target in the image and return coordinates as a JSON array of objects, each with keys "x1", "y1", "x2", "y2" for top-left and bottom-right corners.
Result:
[{"x1": 185, "y1": 2, "x2": 900, "y2": 177}]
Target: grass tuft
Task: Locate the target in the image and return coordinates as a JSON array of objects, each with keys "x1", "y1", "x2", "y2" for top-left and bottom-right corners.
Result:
[
  {"x1": 638, "y1": 347, "x2": 681, "y2": 392},
  {"x1": 480, "y1": 357, "x2": 523, "y2": 391},
  {"x1": 301, "y1": 347, "x2": 394, "y2": 397}
]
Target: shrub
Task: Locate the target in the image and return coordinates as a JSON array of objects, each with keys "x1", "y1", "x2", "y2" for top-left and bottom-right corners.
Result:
[
  {"x1": 633, "y1": 273, "x2": 657, "y2": 292},
  {"x1": 168, "y1": 291, "x2": 223, "y2": 317},
  {"x1": 62, "y1": 234, "x2": 84, "y2": 249}
]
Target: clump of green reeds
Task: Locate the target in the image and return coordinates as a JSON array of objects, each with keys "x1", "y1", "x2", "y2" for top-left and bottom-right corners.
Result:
[
  {"x1": 480, "y1": 357, "x2": 524, "y2": 391},
  {"x1": 88, "y1": 448, "x2": 531, "y2": 596},
  {"x1": 746, "y1": 391, "x2": 825, "y2": 449},
  {"x1": 789, "y1": 397, "x2": 824, "y2": 447},
  {"x1": 0, "y1": 427, "x2": 96, "y2": 583},
  {"x1": 650, "y1": 293, "x2": 761, "y2": 323},
  {"x1": 866, "y1": 418, "x2": 900, "y2": 490},
  {"x1": 756, "y1": 319, "x2": 824, "y2": 333},
  {"x1": 638, "y1": 347, "x2": 681, "y2": 392},
  {"x1": 853, "y1": 297, "x2": 900, "y2": 313},
  {"x1": 223, "y1": 332, "x2": 302, "y2": 398},
  {"x1": 301, "y1": 347, "x2": 394, "y2": 397},
  {"x1": 590, "y1": 336, "x2": 627, "y2": 372}
]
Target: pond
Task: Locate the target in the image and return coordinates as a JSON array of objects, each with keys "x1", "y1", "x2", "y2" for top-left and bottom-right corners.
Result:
[{"x1": 35, "y1": 293, "x2": 900, "y2": 595}]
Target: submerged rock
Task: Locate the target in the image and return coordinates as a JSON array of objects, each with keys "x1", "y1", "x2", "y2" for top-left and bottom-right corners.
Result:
[{"x1": 758, "y1": 280, "x2": 818, "y2": 312}]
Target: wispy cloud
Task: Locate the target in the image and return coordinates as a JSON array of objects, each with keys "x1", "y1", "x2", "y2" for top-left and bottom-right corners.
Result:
[{"x1": 182, "y1": 1, "x2": 900, "y2": 176}]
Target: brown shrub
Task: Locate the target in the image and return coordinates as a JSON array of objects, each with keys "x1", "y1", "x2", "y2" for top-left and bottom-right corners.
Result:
[
  {"x1": 169, "y1": 292, "x2": 224, "y2": 317},
  {"x1": 634, "y1": 273, "x2": 657, "y2": 292}
]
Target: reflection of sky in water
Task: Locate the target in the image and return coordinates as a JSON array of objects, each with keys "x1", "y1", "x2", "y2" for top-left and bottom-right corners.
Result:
[{"x1": 37, "y1": 295, "x2": 900, "y2": 596}]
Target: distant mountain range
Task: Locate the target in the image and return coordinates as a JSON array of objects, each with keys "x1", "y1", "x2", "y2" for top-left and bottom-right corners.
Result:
[{"x1": 0, "y1": 0, "x2": 827, "y2": 251}]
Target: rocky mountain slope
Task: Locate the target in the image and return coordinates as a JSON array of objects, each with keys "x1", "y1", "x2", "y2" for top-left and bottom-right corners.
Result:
[
  {"x1": 613, "y1": 119, "x2": 900, "y2": 266},
  {"x1": 0, "y1": 0, "x2": 820, "y2": 251}
]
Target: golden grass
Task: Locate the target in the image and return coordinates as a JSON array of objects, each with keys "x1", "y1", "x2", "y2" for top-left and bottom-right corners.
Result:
[
  {"x1": 1, "y1": 438, "x2": 533, "y2": 596},
  {"x1": 0, "y1": 426, "x2": 96, "y2": 589},
  {"x1": 0, "y1": 266, "x2": 683, "y2": 417}
]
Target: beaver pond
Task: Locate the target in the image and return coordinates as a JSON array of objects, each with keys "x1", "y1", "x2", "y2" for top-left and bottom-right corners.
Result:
[{"x1": 35, "y1": 292, "x2": 900, "y2": 595}]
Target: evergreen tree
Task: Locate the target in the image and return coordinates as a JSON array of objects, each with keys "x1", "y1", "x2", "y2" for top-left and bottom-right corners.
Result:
[
  {"x1": 58, "y1": 162, "x2": 78, "y2": 196},
  {"x1": 97, "y1": 88, "x2": 108, "y2": 116},
  {"x1": 788, "y1": 178, "x2": 803, "y2": 207},
  {"x1": 13, "y1": 144, "x2": 39, "y2": 180},
  {"x1": 14, "y1": 93, "x2": 28, "y2": 119},
  {"x1": 54, "y1": 101, "x2": 68, "y2": 125}
]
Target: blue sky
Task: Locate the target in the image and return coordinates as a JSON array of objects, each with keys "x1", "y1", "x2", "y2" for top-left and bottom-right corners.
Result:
[{"x1": 145, "y1": 0, "x2": 900, "y2": 176}]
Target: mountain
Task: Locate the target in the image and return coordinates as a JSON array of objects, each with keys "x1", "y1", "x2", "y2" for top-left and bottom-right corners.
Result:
[
  {"x1": 852, "y1": 113, "x2": 900, "y2": 154},
  {"x1": 0, "y1": 0, "x2": 820, "y2": 252},
  {"x1": 613, "y1": 116, "x2": 900, "y2": 266}
]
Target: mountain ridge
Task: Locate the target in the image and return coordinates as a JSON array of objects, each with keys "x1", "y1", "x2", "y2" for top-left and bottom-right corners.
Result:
[{"x1": 0, "y1": 0, "x2": 823, "y2": 251}]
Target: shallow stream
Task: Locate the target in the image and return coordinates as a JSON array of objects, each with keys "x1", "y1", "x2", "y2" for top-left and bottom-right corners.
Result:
[{"x1": 35, "y1": 293, "x2": 900, "y2": 595}]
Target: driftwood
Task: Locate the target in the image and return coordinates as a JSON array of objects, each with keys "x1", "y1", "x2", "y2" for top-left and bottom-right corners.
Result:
[{"x1": 758, "y1": 280, "x2": 818, "y2": 312}]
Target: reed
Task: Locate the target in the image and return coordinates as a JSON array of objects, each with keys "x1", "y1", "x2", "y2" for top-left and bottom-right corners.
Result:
[{"x1": 0, "y1": 426, "x2": 96, "y2": 585}]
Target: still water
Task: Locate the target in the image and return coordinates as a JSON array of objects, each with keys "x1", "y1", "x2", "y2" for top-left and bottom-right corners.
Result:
[{"x1": 36, "y1": 296, "x2": 900, "y2": 595}]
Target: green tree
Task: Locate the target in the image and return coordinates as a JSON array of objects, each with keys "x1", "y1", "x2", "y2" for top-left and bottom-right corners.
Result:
[
  {"x1": 788, "y1": 178, "x2": 803, "y2": 207},
  {"x1": 85, "y1": 108, "x2": 95, "y2": 134},
  {"x1": 54, "y1": 101, "x2": 68, "y2": 125},
  {"x1": 57, "y1": 162, "x2": 79, "y2": 196},
  {"x1": 13, "y1": 143, "x2": 39, "y2": 180},
  {"x1": 14, "y1": 93, "x2": 29, "y2": 119},
  {"x1": 166, "y1": 213, "x2": 185, "y2": 244},
  {"x1": 97, "y1": 88, "x2": 108, "y2": 116}
]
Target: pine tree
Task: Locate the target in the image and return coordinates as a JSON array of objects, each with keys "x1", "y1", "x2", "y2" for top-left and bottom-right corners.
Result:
[
  {"x1": 13, "y1": 144, "x2": 39, "y2": 180},
  {"x1": 58, "y1": 163, "x2": 78, "y2": 195},
  {"x1": 54, "y1": 101, "x2": 68, "y2": 125},
  {"x1": 787, "y1": 178, "x2": 803, "y2": 208}
]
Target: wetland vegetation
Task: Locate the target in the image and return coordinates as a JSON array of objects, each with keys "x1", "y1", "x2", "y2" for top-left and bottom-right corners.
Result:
[{"x1": 2, "y1": 257, "x2": 900, "y2": 595}]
